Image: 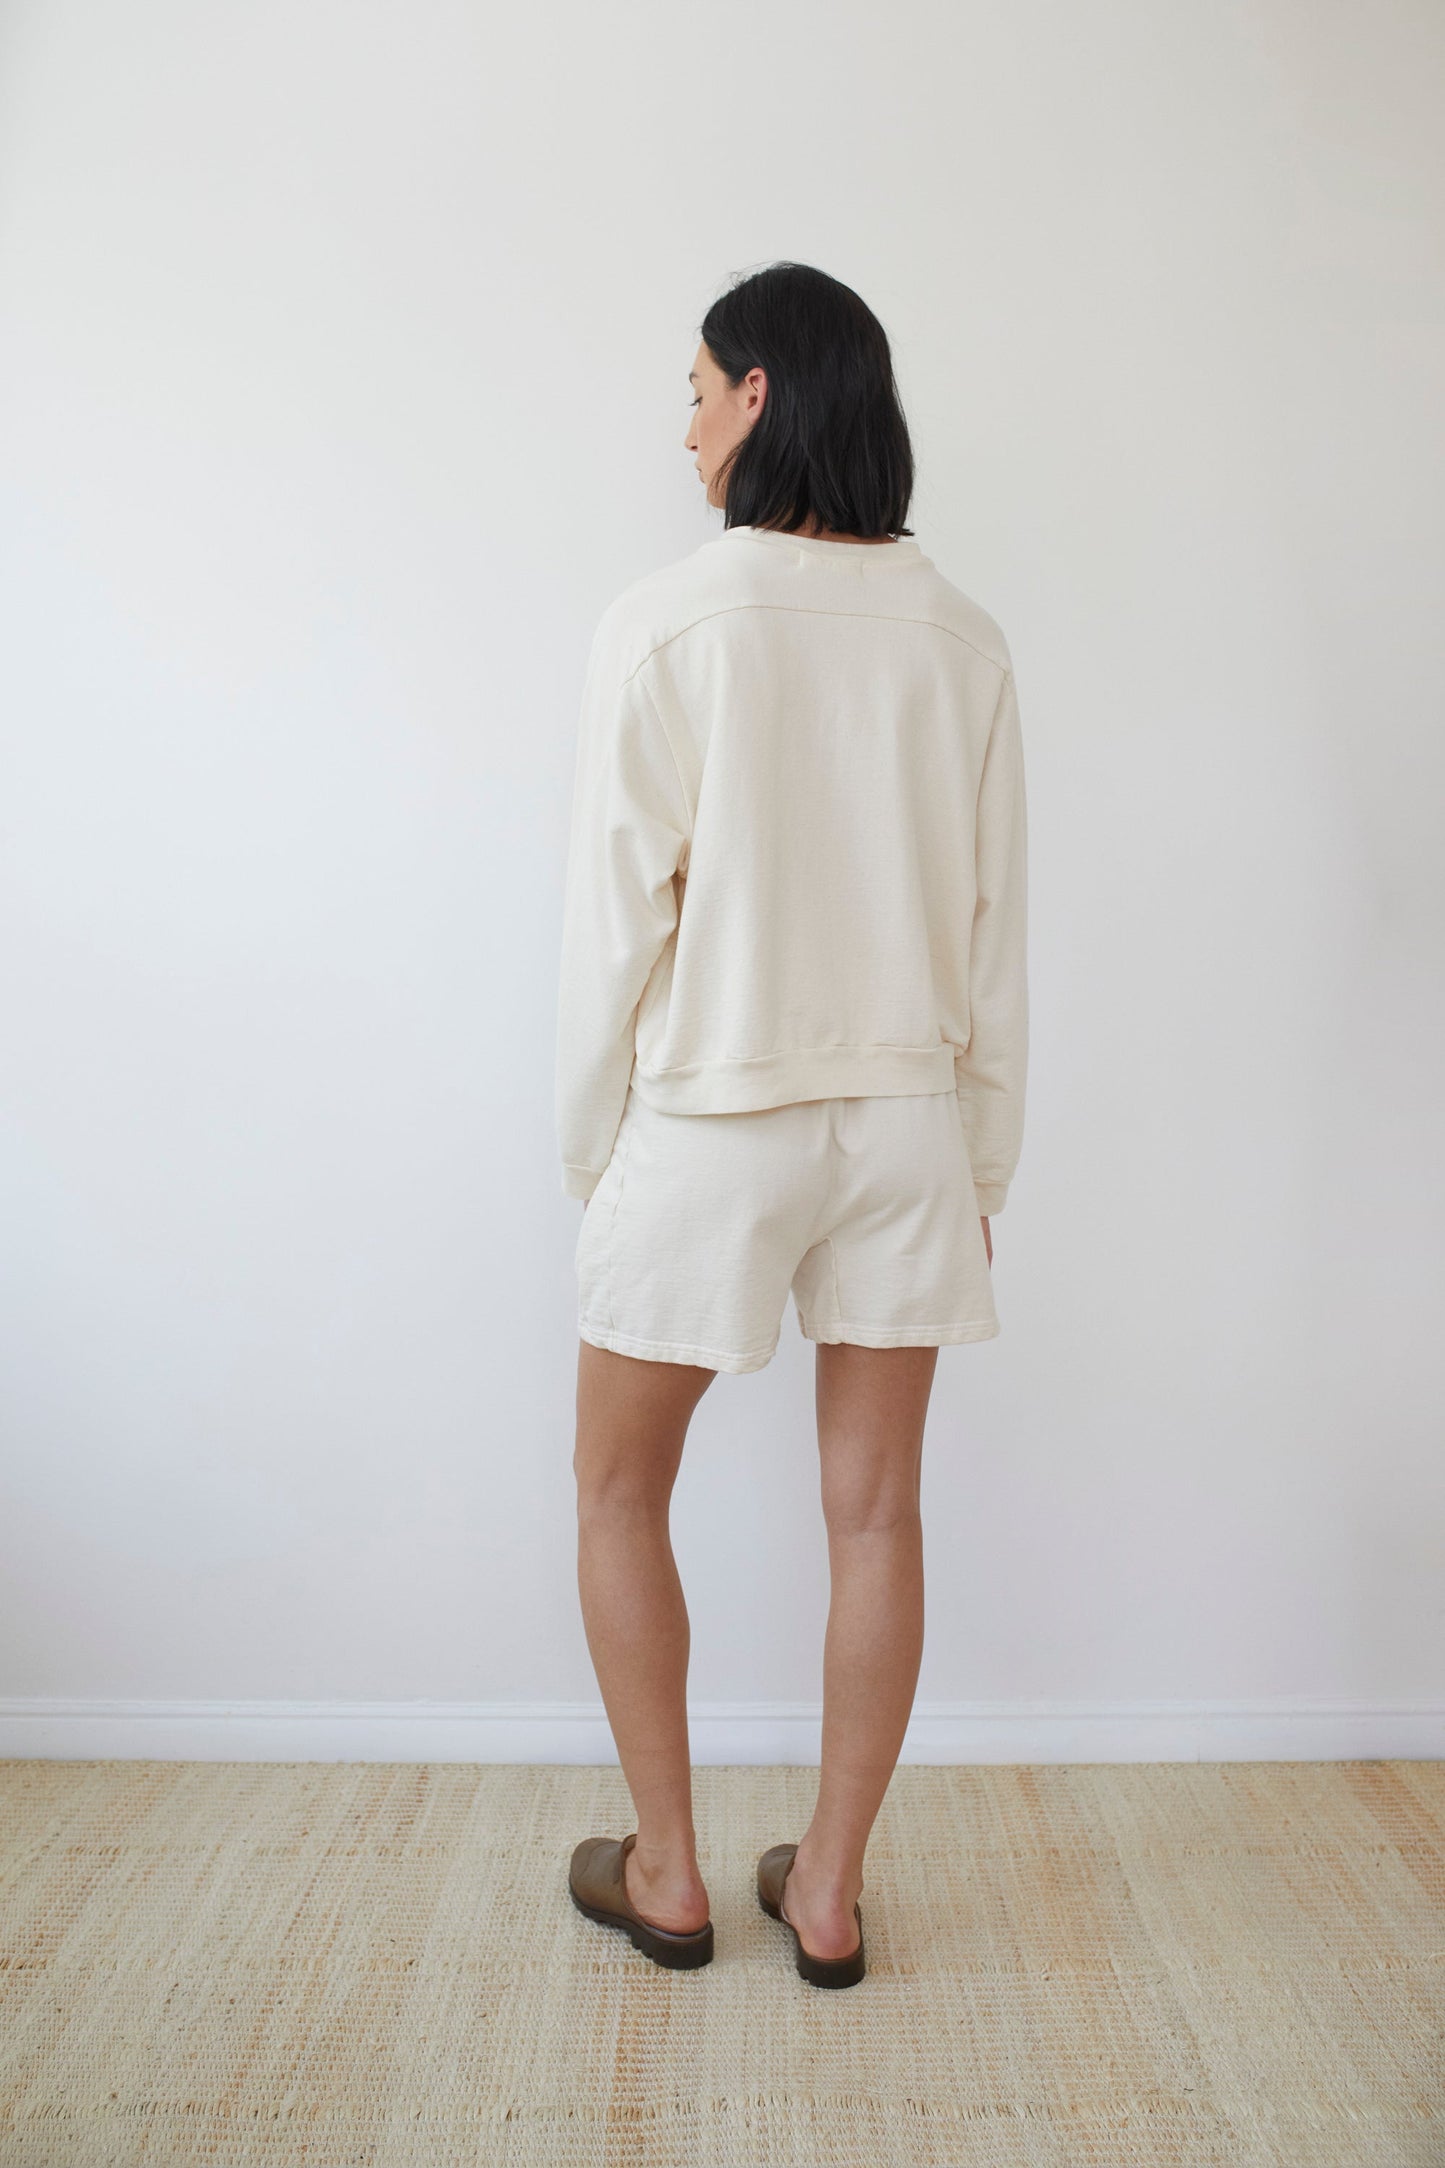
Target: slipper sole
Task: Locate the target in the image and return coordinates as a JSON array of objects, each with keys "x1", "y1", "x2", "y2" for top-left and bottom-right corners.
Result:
[{"x1": 568, "y1": 1838, "x2": 715, "y2": 1969}]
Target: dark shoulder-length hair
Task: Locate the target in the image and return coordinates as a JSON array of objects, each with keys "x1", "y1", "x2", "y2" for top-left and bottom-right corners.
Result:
[{"x1": 699, "y1": 262, "x2": 915, "y2": 540}]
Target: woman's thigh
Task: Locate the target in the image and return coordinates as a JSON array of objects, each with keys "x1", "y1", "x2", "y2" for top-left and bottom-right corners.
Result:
[
  {"x1": 573, "y1": 1337, "x2": 716, "y2": 1510},
  {"x1": 814, "y1": 1340, "x2": 938, "y2": 1528}
]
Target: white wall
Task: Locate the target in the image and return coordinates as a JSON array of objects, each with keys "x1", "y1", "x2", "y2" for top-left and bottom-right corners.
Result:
[{"x1": 2, "y1": 0, "x2": 1441, "y2": 1763}]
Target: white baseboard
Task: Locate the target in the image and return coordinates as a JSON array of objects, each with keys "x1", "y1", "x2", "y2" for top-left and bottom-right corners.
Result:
[{"x1": 0, "y1": 1698, "x2": 1440, "y2": 1763}]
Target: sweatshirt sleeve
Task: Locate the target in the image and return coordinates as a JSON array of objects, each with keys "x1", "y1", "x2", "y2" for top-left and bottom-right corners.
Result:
[
  {"x1": 555, "y1": 618, "x2": 692, "y2": 1202},
  {"x1": 955, "y1": 664, "x2": 1029, "y2": 1215}
]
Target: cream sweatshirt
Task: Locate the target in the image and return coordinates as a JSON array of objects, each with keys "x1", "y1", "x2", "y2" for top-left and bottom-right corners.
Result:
[{"x1": 555, "y1": 523, "x2": 1029, "y2": 1214}]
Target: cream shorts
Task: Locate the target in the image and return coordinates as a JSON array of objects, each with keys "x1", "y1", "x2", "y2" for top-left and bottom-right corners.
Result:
[{"x1": 574, "y1": 1086, "x2": 1000, "y2": 1374}]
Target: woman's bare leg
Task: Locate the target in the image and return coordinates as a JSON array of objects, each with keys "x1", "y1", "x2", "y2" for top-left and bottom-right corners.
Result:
[
  {"x1": 573, "y1": 1337, "x2": 717, "y2": 1931},
  {"x1": 781, "y1": 1341, "x2": 938, "y2": 1958}
]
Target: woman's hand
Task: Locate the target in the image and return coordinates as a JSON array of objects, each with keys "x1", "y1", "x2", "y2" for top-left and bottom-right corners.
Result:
[{"x1": 981, "y1": 1214, "x2": 992, "y2": 1267}]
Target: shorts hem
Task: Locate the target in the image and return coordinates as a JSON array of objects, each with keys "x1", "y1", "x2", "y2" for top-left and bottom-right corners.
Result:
[
  {"x1": 578, "y1": 1320, "x2": 779, "y2": 1375},
  {"x1": 798, "y1": 1317, "x2": 1001, "y2": 1348}
]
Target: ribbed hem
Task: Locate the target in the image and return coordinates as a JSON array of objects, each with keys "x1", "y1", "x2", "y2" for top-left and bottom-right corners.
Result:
[
  {"x1": 630, "y1": 1041, "x2": 957, "y2": 1114},
  {"x1": 561, "y1": 1162, "x2": 604, "y2": 1202}
]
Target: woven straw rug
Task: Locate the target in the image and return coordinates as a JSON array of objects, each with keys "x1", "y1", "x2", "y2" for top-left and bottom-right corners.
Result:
[{"x1": 0, "y1": 1759, "x2": 1439, "y2": 2167}]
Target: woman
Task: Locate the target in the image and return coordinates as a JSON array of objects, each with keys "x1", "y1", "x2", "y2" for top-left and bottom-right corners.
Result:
[{"x1": 556, "y1": 262, "x2": 1029, "y2": 1989}]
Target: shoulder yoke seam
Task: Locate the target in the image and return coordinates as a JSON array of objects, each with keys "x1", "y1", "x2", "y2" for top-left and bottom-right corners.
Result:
[{"x1": 616, "y1": 600, "x2": 1010, "y2": 685}]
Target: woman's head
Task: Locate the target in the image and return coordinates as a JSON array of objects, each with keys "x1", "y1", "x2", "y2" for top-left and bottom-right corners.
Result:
[{"x1": 685, "y1": 262, "x2": 915, "y2": 538}]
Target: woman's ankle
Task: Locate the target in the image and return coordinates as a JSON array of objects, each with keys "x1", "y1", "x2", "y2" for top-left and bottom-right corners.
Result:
[
  {"x1": 790, "y1": 1838, "x2": 864, "y2": 1904},
  {"x1": 631, "y1": 1832, "x2": 703, "y2": 1883}
]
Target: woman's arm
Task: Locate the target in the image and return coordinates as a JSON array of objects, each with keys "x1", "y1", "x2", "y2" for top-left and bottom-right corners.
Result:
[
  {"x1": 555, "y1": 619, "x2": 691, "y2": 1201},
  {"x1": 955, "y1": 663, "x2": 1029, "y2": 1217}
]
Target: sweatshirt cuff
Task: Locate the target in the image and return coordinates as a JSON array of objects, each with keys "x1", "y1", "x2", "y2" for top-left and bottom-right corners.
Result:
[
  {"x1": 972, "y1": 1180, "x2": 1008, "y2": 1217},
  {"x1": 562, "y1": 1162, "x2": 605, "y2": 1202}
]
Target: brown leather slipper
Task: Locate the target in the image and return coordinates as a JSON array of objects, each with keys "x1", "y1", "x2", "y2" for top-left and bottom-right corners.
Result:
[
  {"x1": 568, "y1": 1832, "x2": 714, "y2": 1969},
  {"x1": 757, "y1": 1842, "x2": 867, "y2": 1988}
]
